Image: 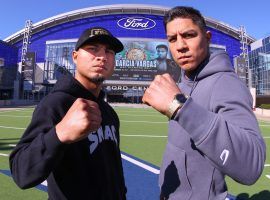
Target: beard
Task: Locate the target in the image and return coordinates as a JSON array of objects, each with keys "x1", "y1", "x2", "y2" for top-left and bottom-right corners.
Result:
[{"x1": 89, "y1": 75, "x2": 105, "y2": 83}]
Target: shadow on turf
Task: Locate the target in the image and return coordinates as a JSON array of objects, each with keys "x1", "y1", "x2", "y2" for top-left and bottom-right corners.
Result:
[
  {"x1": 236, "y1": 190, "x2": 270, "y2": 200},
  {"x1": 0, "y1": 138, "x2": 20, "y2": 141},
  {"x1": 0, "y1": 143, "x2": 14, "y2": 151},
  {"x1": 0, "y1": 138, "x2": 20, "y2": 151}
]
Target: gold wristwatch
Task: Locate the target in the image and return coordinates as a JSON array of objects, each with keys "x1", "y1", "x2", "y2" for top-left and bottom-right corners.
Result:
[{"x1": 167, "y1": 93, "x2": 188, "y2": 119}]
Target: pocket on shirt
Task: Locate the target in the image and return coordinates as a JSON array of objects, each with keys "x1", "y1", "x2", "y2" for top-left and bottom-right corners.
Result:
[{"x1": 159, "y1": 142, "x2": 192, "y2": 200}]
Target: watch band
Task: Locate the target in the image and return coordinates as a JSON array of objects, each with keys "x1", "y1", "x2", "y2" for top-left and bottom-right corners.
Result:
[{"x1": 167, "y1": 93, "x2": 188, "y2": 119}]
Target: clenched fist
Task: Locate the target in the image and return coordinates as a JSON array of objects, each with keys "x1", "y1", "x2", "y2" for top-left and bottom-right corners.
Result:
[
  {"x1": 56, "y1": 98, "x2": 102, "y2": 144},
  {"x1": 142, "y1": 73, "x2": 181, "y2": 117}
]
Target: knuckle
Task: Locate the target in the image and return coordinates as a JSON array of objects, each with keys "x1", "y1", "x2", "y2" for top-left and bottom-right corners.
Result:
[
  {"x1": 76, "y1": 99, "x2": 87, "y2": 109},
  {"x1": 163, "y1": 73, "x2": 170, "y2": 78},
  {"x1": 145, "y1": 88, "x2": 151, "y2": 95},
  {"x1": 76, "y1": 98, "x2": 84, "y2": 104},
  {"x1": 155, "y1": 74, "x2": 161, "y2": 80}
]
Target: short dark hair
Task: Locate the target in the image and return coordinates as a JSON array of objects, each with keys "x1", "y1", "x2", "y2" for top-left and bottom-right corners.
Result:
[
  {"x1": 156, "y1": 44, "x2": 168, "y2": 51},
  {"x1": 163, "y1": 6, "x2": 207, "y2": 32}
]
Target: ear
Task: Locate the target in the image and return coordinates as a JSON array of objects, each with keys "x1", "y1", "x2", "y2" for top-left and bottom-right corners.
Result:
[
  {"x1": 72, "y1": 51, "x2": 78, "y2": 65},
  {"x1": 206, "y1": 31, "x2": 212, "y2": 44}
]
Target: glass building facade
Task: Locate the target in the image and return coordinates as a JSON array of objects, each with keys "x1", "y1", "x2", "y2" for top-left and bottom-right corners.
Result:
[
  {"x1": 0, "y1": 40, "x2": 18, "y2": 99},
  {"x1": 44, "y1": 40, "x2": 76, "y2": 81},
  {"x1": 249, "y1": 36, "x2": 270, "y2": 95}
]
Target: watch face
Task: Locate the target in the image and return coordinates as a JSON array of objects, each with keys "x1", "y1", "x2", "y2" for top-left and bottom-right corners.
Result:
[{"x1": 175, "y1": 93, "x2": 187, "y2": 104}]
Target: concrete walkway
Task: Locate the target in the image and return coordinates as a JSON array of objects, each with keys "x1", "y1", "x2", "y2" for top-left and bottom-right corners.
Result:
[{"x1": 255, "y1": 113, "x2": 270, "y2": 122}]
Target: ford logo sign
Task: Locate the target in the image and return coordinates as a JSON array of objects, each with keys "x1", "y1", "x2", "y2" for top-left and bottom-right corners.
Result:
[{"x1": 117, "y1": 17, "x2": 156, "y2": 30}]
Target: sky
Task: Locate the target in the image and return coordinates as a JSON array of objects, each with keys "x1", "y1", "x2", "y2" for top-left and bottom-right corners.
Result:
[{"x1": 0, "y1": 0, "x2": 269, "y2": 41}]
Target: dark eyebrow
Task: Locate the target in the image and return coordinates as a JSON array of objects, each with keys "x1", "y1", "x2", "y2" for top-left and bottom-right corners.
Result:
[
  {"x1": 167, "y1": 34, "x2": 176, "y2": 39},
  {"x1": 167, "y1": 29, "x2": 198, "y2": 38}
]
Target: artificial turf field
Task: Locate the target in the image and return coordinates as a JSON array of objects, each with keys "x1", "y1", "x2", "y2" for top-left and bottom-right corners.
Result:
[{"x1": 0, "y1": 106, "x2": 269, "y2": 199}]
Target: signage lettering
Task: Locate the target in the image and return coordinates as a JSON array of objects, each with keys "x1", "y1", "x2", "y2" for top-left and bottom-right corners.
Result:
[{"x1": 117, "y1": 17, "x2": 156, "y2": 30}]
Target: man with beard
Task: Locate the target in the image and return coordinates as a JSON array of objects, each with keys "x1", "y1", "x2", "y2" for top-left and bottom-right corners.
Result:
[{"x1": 10, "y1": 27, "x2": 127, "y2": 200}]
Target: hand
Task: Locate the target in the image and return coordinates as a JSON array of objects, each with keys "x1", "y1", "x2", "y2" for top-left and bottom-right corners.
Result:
[
  {"x1": 142, "y1": 74, "x2": 181, "y2": 117},
  {"x1": 56, "y1": 98, "x2": 102, "y2": 144}
]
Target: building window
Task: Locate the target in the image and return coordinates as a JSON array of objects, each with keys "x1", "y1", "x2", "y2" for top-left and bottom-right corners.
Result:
[
  {"x1": 44, "y1": 40, "x2": 76, "y2": 81},
  {"x1": 0, "y1": 58, "x2": 4, "y2": 67}
]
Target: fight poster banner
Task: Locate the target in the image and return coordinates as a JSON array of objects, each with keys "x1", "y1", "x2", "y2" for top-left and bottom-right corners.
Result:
[
  {"x1": 23, "y1": 52, "x2": 36, "y2": 81},
  {"x1": 112, "y1": 39, "x2": 181, "y2": 82}
]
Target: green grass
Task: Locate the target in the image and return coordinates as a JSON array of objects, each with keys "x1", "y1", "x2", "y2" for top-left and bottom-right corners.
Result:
[
  {"x1": 0, "y1": 173, "x2": 46, "y2": 200},
  {"x1": 0, "y1": 106, "x2": 269, "y2": 199},
  {"x1": 0, "y1": 108, "x2": 47, "y2": 199},
  {"x1": 115, "y1": 107, "x2": 168, "y2": 165},
  {"x1": 226, "y1": 122, "x2": 270, "y2": 198}
]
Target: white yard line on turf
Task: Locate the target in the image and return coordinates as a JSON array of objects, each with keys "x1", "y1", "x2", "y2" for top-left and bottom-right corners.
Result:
[
  {"x1": 0, "y1": 153, "x2": 9, "y2": 157},
  {"x1": 265, "y1": 164, "x2": 270, "y2": 167},
  {"x1": 258, "y1": 120, "x2": 270, "y2": 124},
  {"x1": 8, "y1": 144, "x2": 16, "y2": 147},
  {"x1": 121, "y1": 134, "x2": 270, "y2": 140},
  {"x1": 0, "y1": 126, "x2": 25, "y2": 130},
  {"x1": 120, "y1": 120, "x2": 167, "y2": 124},
  {"x1": 118, "y1": 113, "x2": 165, "y2": 117},
  {"x1": 121, "y1": 153, "x2": 160, "y2": 174},
  {"x1": 0, "y1": 110, "x2": 19, "y2": 114},
  {"x1": 0, "y1": 115, "x2": 30, "y2": 118},
  {"x1": 41, "y1": 180, "x2": 47, "y2": 186},
  {"x1": 0, "y1": 108, "x2": 32, "y2": 113},
  {"x1": 266, "y1": 175, "x2": 270, "y2": 180},
  {"x1": 114, "y1": 110, "x2": 157, "y2": 114},
  {"x1": 121, "y1": 134, "x2": 167, "y2": 138}
]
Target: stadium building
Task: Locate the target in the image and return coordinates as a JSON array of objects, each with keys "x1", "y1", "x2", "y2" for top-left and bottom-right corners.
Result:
[{"x1": 0, "y1": 4, "x2": 255, "y2": 104}]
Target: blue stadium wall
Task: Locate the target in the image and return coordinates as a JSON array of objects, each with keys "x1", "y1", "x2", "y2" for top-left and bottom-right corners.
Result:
[
  {"x1": 12, "y1": 14, "x2": 241, "y2": 64},
  {"x1": 0, "y1": 41, "x2": 18, "y2": 99},
  {"x1": 0, "y1": 41, "x2": 18, "y2": 66}
]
